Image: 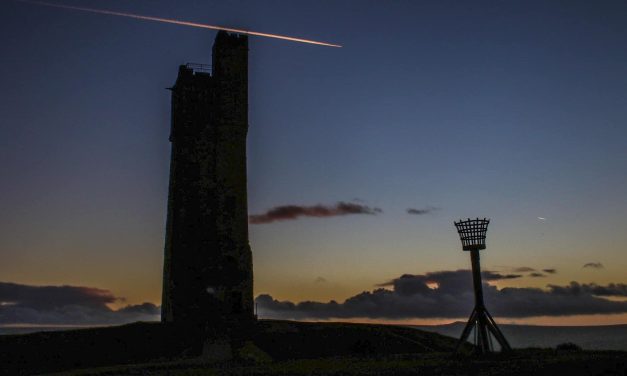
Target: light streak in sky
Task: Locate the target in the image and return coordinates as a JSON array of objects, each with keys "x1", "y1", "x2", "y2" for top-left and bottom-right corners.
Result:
[
  {"x1": 537, "y1": 217, "x2": 546, "y2": 221},
  {"x1": 17, "y1": 0, "x2": 342, "y2": 48}
]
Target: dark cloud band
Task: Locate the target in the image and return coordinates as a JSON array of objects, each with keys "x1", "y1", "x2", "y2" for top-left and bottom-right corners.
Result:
[
  {"x1": 256, "y1": 270, "x2": 627, "y2": 320},
  {"x1": 0, "y1": 282, "x2": 159, "y2": 325}
]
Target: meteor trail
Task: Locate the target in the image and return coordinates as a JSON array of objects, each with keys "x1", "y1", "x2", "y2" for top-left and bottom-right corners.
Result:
[{"x1": 17, "y1": 0, "x2": 342, "y2": 48}]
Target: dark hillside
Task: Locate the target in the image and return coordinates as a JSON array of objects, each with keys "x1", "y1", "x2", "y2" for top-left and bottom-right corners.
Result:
[
  {"x1": 0, "y1": 320, "x2": 460, "y2": 375},
  {"x1": 252, "y1": 320, "x2": 459, "y2": 359}
]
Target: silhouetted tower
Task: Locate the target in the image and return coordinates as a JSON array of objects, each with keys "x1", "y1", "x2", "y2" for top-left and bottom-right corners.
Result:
[
  {"x1": 161, "y1": 31, "x2": 254, "y2": 328},
  {"x1": 454, "y1": 218, "x2": 511, "y2": 354}
]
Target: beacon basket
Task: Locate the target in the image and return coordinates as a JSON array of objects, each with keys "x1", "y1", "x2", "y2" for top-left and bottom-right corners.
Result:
[{"x1": 454, "y1": 218, "x2": 489, "y2": 251}]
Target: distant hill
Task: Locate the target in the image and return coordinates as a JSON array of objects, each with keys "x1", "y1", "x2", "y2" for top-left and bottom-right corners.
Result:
[{"x1": 414, "y1": 323, "x2": 627, "y2": 350}]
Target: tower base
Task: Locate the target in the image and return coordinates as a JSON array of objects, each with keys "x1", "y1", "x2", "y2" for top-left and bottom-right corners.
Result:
[{"x1": 455, "y1": 306, "x2": 511, "y2": 354}]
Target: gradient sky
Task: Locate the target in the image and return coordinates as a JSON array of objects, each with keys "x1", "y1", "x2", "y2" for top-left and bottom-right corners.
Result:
[{"x1": 1, "y1": 0, "x2": 627, "y2": 325}]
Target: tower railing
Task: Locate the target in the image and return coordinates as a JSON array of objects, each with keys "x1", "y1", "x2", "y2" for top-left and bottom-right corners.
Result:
[{"x1": 185, "y1": 62, "x2": 212, "y2": 74}]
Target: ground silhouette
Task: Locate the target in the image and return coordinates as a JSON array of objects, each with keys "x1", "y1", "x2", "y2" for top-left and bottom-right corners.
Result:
[{"x1": 1, "y1": 320, "x2": 626, "y2": 375}]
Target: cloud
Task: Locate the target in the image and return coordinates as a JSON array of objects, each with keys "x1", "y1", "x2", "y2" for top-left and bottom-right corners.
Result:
[
  {"x1": 583, "y1": 262, "x2": 604, "y2": 269},
  {"x1": 529, "y1": 272, "x2": 546, "y2": 278},
  {"x1": 543, "y1": 268, "x2": 557, "y2": 274},
  {"x1": 482, "y1": 271, "x2": 523, "y2": 280},
  {"x1": 406, "y1": 206, "x2": 439, "y2": 215},
  {"x1": 513, "y1": 267, "x2": 536, "y2": 272},
  {"x1": 547, "y1": 282, "x2": 627, "y2": 297},
  {"x1": 376, "y1": 270, "x2": 521, "y2": 295},
  {"x1": 249, "y1": 202, "x2": 382, "y2": 224},
  {"x1": 256, "y1": 270, "x2": 627, "y2": 320},
  {"x1": 0, "y1": 282, "x2": 159, "y2": 325},
  {"x1": 314, "y1": 277, "x2": 327, "y2": 283},
  {"x1": 0, "y1": 282, "x2": 119, "y2": 310}
]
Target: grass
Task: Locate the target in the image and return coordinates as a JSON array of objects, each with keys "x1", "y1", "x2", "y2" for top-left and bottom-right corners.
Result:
[
  {"x1": 2, "y1": 321, "x2": 626, "y2": 375},
  {"x1": 53, "y1": 349, "x2": 627, "y2": 376}
]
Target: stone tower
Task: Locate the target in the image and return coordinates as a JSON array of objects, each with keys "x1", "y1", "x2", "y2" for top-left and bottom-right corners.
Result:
[{"x1": 161, "y1": 31, "x2": 253, "y2": 327}]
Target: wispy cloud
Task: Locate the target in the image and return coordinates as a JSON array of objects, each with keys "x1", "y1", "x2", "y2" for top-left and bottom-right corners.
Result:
[
  {"x1": 249, "y1": 202, "x2": 382, "y2": 224},
  {"x1": 543, "y1": 268, "x2": 557, "y2": 274},
  {"x1": 406, "y1": 206, "x2": 439, "y2": 215},
  {"x1": 583, "y1": 262, "x2": 604, "y2": 269},
  {"x1": 256, "y1": 270, "x2": 627, "y2": 320},
  {"x1": 529, "y1": 272, "x2": 546, "y2": 278},
  {"x1": 513, "y1": 267, "x2": 536, "y2": 273}
]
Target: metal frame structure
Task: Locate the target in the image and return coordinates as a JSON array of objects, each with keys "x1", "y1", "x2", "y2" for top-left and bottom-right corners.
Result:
[{"x1": 454, "y1": 218, "x2": 511, "y2": 354}]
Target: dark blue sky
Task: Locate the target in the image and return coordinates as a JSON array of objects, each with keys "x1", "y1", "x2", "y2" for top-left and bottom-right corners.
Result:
[{"x1": 1, "y1": 0, "x2": 626, "y2": 323}]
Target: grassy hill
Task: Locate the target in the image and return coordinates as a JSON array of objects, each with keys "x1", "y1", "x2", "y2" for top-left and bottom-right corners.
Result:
[
  {"x1": 0, "y1": 320, "x2": 460, "y2": 375},
  {"x1": 55, "y1": 349, "x2": 627, "y2": 376},
  {"x1": 1, "y1": 320, "x2": 625, "y2": 375}
]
